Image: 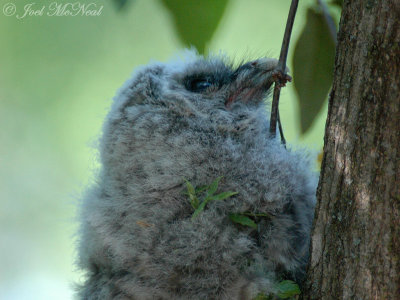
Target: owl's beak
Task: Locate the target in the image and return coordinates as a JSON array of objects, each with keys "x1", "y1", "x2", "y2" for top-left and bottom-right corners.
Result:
[{"x1": 225, "y1": 58, "x2": 291, "y2": 107}]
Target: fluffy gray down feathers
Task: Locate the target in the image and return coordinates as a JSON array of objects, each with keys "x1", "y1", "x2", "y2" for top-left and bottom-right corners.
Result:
[{"x1": 77, "y1": 50, "x2": 317, "y2": 300}]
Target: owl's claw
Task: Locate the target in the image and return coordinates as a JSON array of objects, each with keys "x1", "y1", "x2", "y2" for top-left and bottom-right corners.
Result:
[{"x1": 272, "y1": 70, "x2": 292, "y2": 88}]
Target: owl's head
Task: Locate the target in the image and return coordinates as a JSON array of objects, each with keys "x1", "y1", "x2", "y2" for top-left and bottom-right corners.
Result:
[{"x1": 100, "y1": 51, "x2": 283, "y2": 180}]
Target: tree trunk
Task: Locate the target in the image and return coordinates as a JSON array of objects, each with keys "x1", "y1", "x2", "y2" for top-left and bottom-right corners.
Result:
[{"x1": 303, "y1": 1, "x2": 400, "y2": 299}]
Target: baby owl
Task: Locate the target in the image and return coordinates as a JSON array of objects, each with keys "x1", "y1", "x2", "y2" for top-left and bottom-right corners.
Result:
[{"x1": 77, "y1": 50, "x2": 317, "y2": 299}]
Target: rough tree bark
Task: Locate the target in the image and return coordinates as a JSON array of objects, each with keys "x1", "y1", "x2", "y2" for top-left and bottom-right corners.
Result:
[{"x1": 303, "y1": 0, "x2": 400, "y2": 299}]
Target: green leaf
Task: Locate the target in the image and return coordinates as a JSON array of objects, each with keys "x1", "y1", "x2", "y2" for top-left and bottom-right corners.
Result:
[
  {"x1": 190, "y1": 196, "x2": 199, "y2": 210},
  {"x1": 191, "y1": 199, "x2": 208, "y2": 219},
  {"x1": 206, "y1": 176, "x2": 223, "y2": 197},
  {"x1": 293, "y1": 8, "x2": 336, "y2": 133},
  {"x1": 188, "y1": 177, "x2": 237, "y2": 219},
  {"x1": 161, "y1": 0, "x2": 229, "y2": 54},
  {"x1": 229, "y1": 213, "x2": 258, "y2": 229},
  {"x1": 185, "y1": 179, "x2": 199, "y2": 209},
  {"x1": 195, "y1": 185, "x2": 209, "y2": 194},
  {"x1": 185, "y1": 179, "x2": 195, "y2": 195},
  {"x1": 209, "y1": 191, "x2": 238, "y2": 201},
  {"x1": 277, "y1": 280, "x2": 301, "y2": 299}
]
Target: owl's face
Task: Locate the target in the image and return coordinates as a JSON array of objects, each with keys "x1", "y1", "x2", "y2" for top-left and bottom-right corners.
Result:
[
  {"x1": 111, "y1": 52, "x2": 280, "y2": 120},
  {"x1": 101, "y1": 53, "x2": 281, "y2": 175},
  {"x1": 165, "y1": 55, "x2": 280, "y2": 114}
]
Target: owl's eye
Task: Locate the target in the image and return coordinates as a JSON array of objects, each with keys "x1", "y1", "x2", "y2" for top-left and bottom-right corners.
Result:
[
  {"x1": 186, "y1": 77, "x2": 213, "y2": 93},
  {"x1": 192, "y1": 80, "x2": 211, "y2": 91}
]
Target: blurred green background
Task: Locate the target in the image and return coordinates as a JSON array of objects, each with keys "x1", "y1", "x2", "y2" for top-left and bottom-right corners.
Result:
[{"x1": 0, "y1": 0, "x2": 328, "y2": 299}]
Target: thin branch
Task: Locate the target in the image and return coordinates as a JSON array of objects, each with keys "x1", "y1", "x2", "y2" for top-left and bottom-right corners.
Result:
[
  {"x1": 270, "y1": 84, "x2": 282, "y2": 139},
  {"x1": 269, "y1": 0, "x2": 299, "y2": 143},
  {"x1": 317, "y1": 0, "x2": 338, "y2": 45},
  {"x1": 277, "y1": 111, "x2": 286, "y2": 146},
  {"x1": 277, "y1": 0, "x2": 299, "y2": 72}
]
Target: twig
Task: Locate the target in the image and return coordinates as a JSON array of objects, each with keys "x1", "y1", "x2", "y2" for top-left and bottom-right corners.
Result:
[
  {"x1": 270, "y1": 85, "x2": 286, "y2": 143},
  {"x1": 317, "y1": 0, "x2": 337, "y2": 45},
  {"x1": 277, "y1": 111, "x2": 286, "y2": 146},
  {"x1": 269, "y1": 0, "x2": 299, "y2": 144}
]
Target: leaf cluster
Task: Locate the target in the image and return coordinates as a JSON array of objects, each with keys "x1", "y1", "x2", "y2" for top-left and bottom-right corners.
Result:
[
  {"x1": 184, "y1": 178, "x2": 300, "y2": 298},
  {"x1": 229, "y1": 212, "x2": 272, "y2": 230},
  {"x1": 184, "y1": 177, "x2": 238, "y2": 219}
]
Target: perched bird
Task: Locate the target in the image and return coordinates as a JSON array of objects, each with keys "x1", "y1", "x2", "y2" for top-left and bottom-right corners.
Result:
[{"x1": 77, "y1": 50, "x2": 317, "y2": 300}]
